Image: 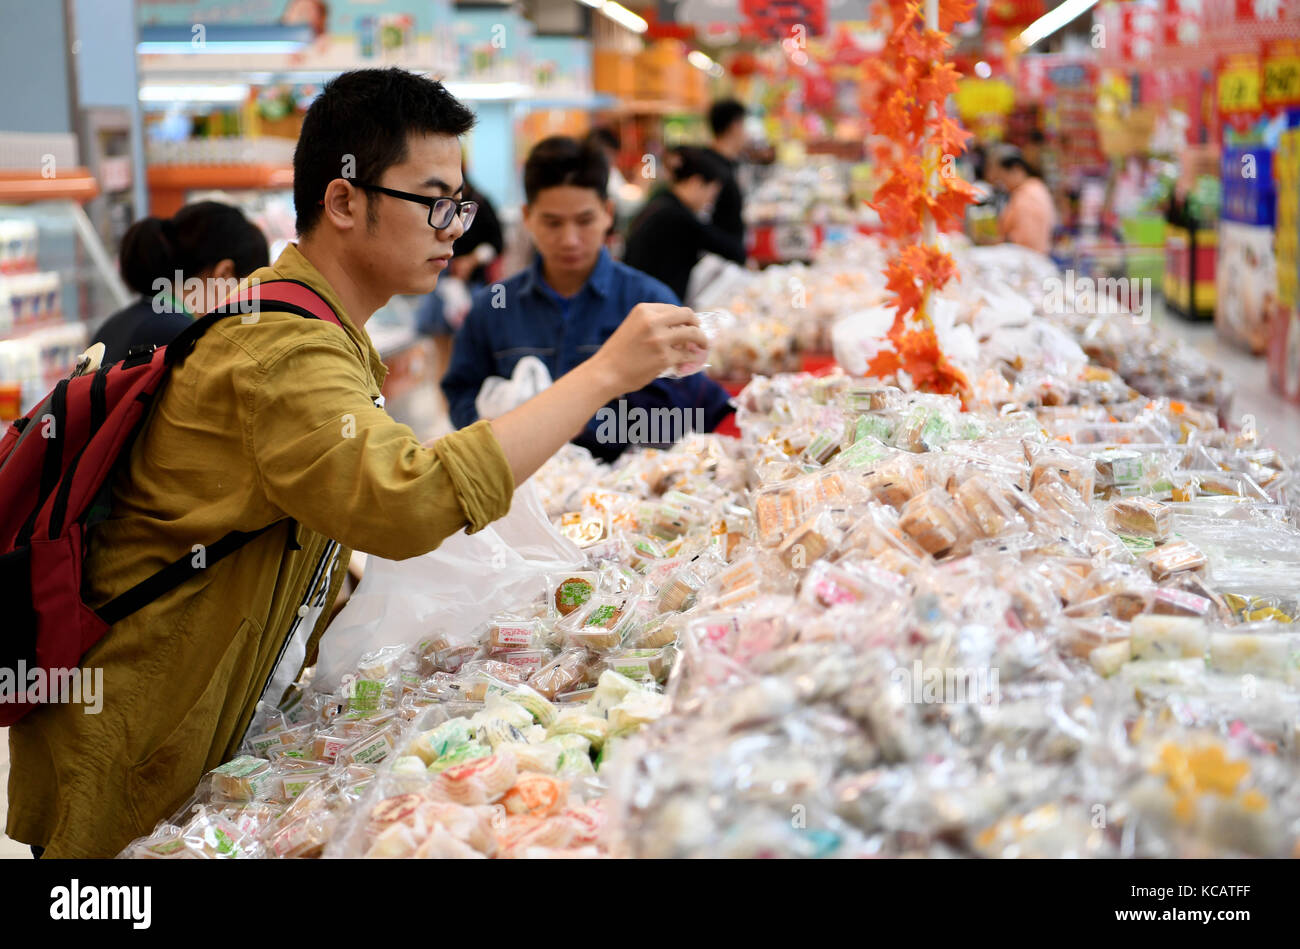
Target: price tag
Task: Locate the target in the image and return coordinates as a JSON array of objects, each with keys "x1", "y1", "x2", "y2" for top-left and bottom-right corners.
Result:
[
  {"x1": 1219, "y1": 64, "x2": 1261, "y2": 113},
  {"x1": 1264, "y1": 42, "x2": 1300, "y2": 107}
]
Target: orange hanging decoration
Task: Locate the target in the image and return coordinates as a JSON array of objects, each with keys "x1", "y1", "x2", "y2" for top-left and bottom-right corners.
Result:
[{"x1": 864, "y1": 0, "x2": 977, "y2": 401}]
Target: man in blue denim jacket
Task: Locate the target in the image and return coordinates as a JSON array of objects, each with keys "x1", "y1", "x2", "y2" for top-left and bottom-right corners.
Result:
[{"x1": 441, "y1": 136, "x2": 733, "y2": 461}]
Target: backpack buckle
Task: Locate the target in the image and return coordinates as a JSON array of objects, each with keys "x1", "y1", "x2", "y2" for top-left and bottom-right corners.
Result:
[{"x1": 122, "y1": 344, "x2": 158, "y2": 369}]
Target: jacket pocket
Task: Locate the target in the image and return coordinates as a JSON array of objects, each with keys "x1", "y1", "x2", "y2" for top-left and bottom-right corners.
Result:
[{"x1": 124, "y1": 616, "x2": 263, "y2": 835}]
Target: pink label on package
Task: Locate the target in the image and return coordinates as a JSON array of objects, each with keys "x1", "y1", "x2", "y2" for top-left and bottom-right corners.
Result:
[
  {"x1": 504, "y1": 653, "x2": 545, "y2": 674},
  {"x1": 814, "y1": 579, "x2": 858, "y2": 605},
  {"x1": 1153, "y1": 588, "x2": 1210, "y2": 614},
  {"x1": 496, "y1": 626, "x2": 533, "y2": 646}
]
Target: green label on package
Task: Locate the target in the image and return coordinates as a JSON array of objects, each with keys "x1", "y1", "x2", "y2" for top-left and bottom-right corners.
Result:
[
  {"x1": 1118, "y1": 533, "x2": 1156, "y2": 552},
  {"x1": 854, "y1": 415, "x2": 893, "y2": 442},
  {"x1": 350, "y1": 679, "x2": 384, "y2": 711}
]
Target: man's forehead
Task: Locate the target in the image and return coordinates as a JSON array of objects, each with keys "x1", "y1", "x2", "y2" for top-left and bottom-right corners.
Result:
[
  {"x1": 532, "y1": 189, "x2": 605, "y2": 216},
  {"x1": 396, "y1": 132, "x2": 463, "y2": 191}
]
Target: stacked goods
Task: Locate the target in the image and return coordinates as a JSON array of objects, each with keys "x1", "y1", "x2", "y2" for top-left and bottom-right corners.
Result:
[{"x1": 121, "y1": 244, "x2": 1298, "y2": 860}]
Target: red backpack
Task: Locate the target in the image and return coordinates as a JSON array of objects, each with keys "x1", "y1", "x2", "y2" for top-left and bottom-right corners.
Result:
[{"x1": 0, "y1": 280, "x2": 342, "y2": 725}]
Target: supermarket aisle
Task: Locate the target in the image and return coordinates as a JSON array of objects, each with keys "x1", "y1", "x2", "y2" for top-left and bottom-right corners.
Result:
[
  {"x1": 0, "y1": 730, "x2": 28, "y2": 858},
  {"x1": 1152, "y1": 308, "x2": 1300, "y2": 458}
]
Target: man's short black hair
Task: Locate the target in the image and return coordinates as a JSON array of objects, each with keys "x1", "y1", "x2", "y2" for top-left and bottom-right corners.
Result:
[
  {"x1": 585, "y1": 126, "x2": 620, "y2": 153},
  {"x1": 668, "y1": 145, "x2": 730, "y2": 184},
  {"x1": 708, "y1": 99, "x2": 747, "y2": 138},
  {"x1": 523, "y1": 136, "x2": 609, "y2": 204},
  {"x1": 293, "y1": 68, "x2": 476, "y2": 235}
]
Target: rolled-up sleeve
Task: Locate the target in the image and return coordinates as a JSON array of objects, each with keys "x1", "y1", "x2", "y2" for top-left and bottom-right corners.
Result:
[{"x1": 249, "y1": 336, "x2": 514, "y2": 559}]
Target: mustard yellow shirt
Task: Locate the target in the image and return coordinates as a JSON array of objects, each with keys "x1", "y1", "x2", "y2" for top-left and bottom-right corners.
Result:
[{"x1": 8, "y1": 244, "x2": 514, "y2": 857}]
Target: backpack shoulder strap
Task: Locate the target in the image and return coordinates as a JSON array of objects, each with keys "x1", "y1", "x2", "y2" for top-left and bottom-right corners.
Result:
[{"x1": 164, "y1": 279, "x2": 345, "y2": 367}]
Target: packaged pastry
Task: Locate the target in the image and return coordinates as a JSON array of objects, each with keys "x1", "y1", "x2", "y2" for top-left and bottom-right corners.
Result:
[
  {"x1": 1150, "y1": 585, "x2": 1214, "y2": 618},
  {"x1": 1129, "y1": 614, "x2": 1209, "y2": 660},
  {"x1": 1139, "y1": 540, "x2": 1207, "y2": 582},
  {"x1": 529, "y1": 648, "x2": 591, "y2": 700},
  {"x1": 898, "y1": 488, "x2": 974, "y2": 558},
  {"x1": 655, "y1": 563, "x2": 705, "y2": 613},
  {"x1": 488, "y1": 617, "x2": 545, "y2": 655},
  {"x1": 604, "y1": 647, "x2": 670, "y2": 682},
  {"x1": 777, "y1": 510, "x2": 842, "y2": 570},
  {"x1": 1028, "y1": 444, "x2": 1097, "y2": 498},
  {"x1": 505, "y1": 683, "x2": 559, "y2": 726},
  {"x1": 209, "y1": 756, "x2": 276, "y2": 803},
  {"x1": 547, "y1": 708, "x2": 610, "y2": 751},
  {"x1": 953, "y1": 474, "x2": 1025, "y2": 538},
  {"x1": 548, "y1": 573, "x2": 598, "y2": 618},
  {"x1": 565, "y1": 596, "x2": 637, "y2": 652},
  {"x1": 1105, "y1": 496, "x2": 1173, "y2": 541},
  {"x1": 1092, "y1": 447, "x2": 1146, "y2": 487},
  {"x1": 501, "y1": 772, "x2": 569, "y2": 817},
  {"x1": 861, "y1": 457, "x2": 927, "y2": 510},
  {"x1": 499, "y1": 649, "x2": 550, "y2": 678},
  {"x1": 755, "y1": 484, "x2": 811, "y2": 546},
  {"x1": 436, "y1": 748, "x2": 519, "y2": 806},
  {"x1": 629, "y1": 613, "x2": 683, "y2": 650},
  {"x1": 1208, "y1": 629, "x2": 1300, "y2": 680}
]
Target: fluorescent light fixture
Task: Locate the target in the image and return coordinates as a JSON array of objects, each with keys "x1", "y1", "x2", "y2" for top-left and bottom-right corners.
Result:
[
  {"x1": 443, "y1": 81, "x2": 533, "y2": 100},
  {"x1": 688, "y1": 50, "x2": 714, "y2": 71},
  {"x1": 1016, "y1": 0, "x2": 1098, "y2": 49},
  {"x1": 138, "y1": 83, "x2": 251, "y2": 103},
  {"x1": 602, "y1": 1, "x2": 648, "y2": 33},
  {"x1": 137, "y1": 23, "x2": 314, "y2": 55}
]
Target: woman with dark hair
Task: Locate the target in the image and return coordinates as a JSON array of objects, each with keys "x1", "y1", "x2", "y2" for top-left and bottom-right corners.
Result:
[
  {"x1": 623, "y1": 145, "x2": 747, "y2": 301},
  {"x1": 92, "y1": 201, "x2": 269, "y2": 363}
]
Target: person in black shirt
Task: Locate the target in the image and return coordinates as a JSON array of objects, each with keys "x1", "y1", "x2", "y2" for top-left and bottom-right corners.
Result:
[
  {"x1": 91, "y1": 201, "x2": 268, "y2": 363},
  {"x1": 703, "y1": 98, "x2": 748, "y2": 247},
  {"x1": 623, "y1": 145, "x2": 746, "y2": 302}
]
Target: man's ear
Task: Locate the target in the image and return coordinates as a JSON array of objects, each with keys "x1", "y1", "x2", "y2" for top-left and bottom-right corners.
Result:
[
  {"x1": 211, "y1": 258, "x2": 236, "y2": 280},
  {"x1": 602, "y1": 198, "x2": 615, "y2": 220},
  {"x1": 321, "y1": 178, "x2": 360, "y2": 232}
]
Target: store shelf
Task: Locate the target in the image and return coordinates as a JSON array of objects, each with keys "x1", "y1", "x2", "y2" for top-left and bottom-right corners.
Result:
[
  {"x1": 0, "y1": 169, "x2": 100, "y2": 205},
  {"x1": 146, "y1": 163, "x2": 293, "y2": 216}
]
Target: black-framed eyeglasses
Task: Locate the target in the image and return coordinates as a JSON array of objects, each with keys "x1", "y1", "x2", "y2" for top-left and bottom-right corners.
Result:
[{"x1": 354, "y1": 183, "x2": 478, "y2": 231}]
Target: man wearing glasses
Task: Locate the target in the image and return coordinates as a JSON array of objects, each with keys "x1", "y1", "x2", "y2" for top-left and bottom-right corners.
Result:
[{"x1": 8, "y1": 68, "x2": 705, "y2": 859}]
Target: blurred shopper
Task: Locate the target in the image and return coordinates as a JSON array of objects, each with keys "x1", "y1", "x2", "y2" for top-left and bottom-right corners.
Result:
[
  {"x1": 585, "y1": 126, "x2": 642, "y2": 224},
  {"x1": 415, "y1": 173, "x2": 505, "y2": 384},
  {"x1": 10, "y1": 69, "x2": 704, "y2": 859},
  {"x1": 991, "y1": 150, "x2": 1055, "y2": 255},
  {"x1": 91, "y1": 201, "x2": 269, "y2": 364},
  {"x1": 624, "y1": 146, "x2": 746, "y2": 301},
  {"x1": 442, "y1": 136, "x2": 733, "y2": 462},
  {"x1": 703, "y1": 98, "x2": 749, "y2": 246}
]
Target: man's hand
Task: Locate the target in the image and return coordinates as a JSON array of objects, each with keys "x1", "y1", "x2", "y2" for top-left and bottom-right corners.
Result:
[
  {"x1": 484, "y1": 303, "x2": 704, "y2": 488},
  {"x1": 587, "y1": 303, "x2": 707, "y2": 397}
]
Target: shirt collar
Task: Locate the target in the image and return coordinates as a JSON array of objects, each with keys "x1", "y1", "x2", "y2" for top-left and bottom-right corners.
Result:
[
  {"x1": 273, "y1": 243, "x2": 389, "y2": 387},
  {"x1": 523, "y1": 248, "x2": 614, "y2": 302}
]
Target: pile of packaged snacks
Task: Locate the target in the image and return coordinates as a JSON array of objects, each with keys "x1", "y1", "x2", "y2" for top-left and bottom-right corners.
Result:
[{"x1": 121, "y1": 245, "x2": 1299, "y2": 860}]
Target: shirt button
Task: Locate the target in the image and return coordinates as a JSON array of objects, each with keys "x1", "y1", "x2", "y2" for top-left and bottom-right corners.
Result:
[{"x1": 297, "y1": 605, "x2": 310, "y2": 618}]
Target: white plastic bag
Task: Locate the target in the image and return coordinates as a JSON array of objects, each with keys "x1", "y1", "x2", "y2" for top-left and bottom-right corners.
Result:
[
  {"x1": 313, "y1": 480, "x2": 583, "y2": 691},
  {"x1": 475, "y1": 355, "x2": 553, "y2": 421}
]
